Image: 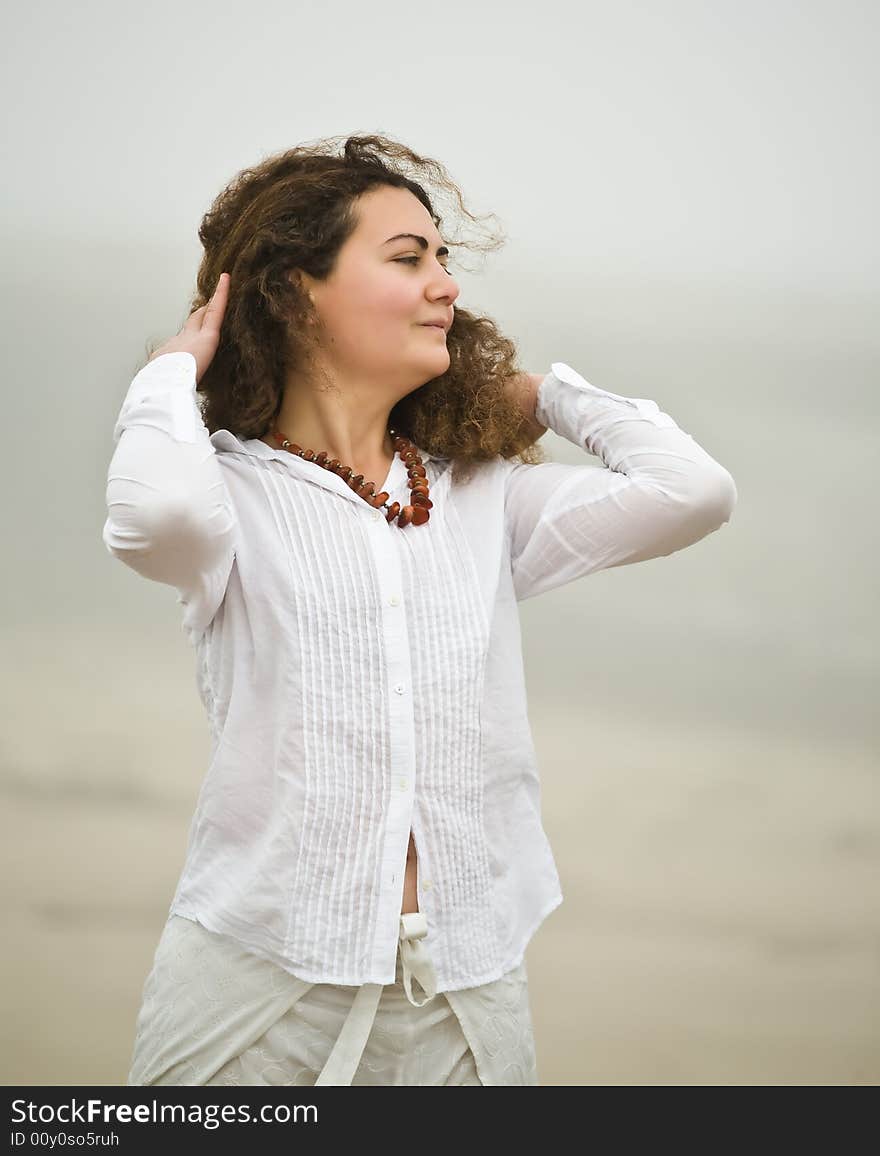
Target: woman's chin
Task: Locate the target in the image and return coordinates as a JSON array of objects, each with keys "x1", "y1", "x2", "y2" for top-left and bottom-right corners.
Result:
[{"x1": 416, "y1": 345, "x2": 450, "y2": 371}]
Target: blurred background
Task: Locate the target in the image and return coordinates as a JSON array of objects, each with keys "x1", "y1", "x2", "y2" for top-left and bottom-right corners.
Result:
[{"x1": 1, "y1": 0, "x2": 877, "y2": 1086}]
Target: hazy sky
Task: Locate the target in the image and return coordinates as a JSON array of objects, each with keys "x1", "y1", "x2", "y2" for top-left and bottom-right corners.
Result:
[{"x1": 5, "y1": 0, "x2": 875, "y2": 745}]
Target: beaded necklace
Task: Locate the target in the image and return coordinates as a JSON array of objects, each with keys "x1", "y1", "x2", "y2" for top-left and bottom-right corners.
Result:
[{"x1": 268, "y1": 425, "x2": 432, "y2": 527}]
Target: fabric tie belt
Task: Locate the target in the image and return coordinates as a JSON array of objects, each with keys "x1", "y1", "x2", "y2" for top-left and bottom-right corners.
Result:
[{"x1": 314, "y1": 911, "x2": 438, "y2": 1086}]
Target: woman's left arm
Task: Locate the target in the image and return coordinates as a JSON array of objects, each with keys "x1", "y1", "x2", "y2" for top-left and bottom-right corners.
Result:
[{"x1": 503, "y1": 362, "x2": 737, "y2": 602}]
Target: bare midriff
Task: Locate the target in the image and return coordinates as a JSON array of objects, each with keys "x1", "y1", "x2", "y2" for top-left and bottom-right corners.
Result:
[{"x1": 401, "y1": 830, "x2": 419, "y2": 913}]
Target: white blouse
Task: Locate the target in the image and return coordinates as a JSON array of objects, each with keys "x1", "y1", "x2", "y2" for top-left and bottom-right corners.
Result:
[{"x1": 102, "y1": 351, "x2": 736, "y2": 993}]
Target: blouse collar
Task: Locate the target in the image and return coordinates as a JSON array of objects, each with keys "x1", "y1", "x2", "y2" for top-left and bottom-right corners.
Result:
[{"x1": 209, "y1": 428, "x2": 441, "y2": 508}]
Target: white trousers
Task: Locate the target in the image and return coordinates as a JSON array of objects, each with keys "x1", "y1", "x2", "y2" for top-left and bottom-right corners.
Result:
[{"x1": 127, "y1": 913, "x2": 538, "y2": 1086}]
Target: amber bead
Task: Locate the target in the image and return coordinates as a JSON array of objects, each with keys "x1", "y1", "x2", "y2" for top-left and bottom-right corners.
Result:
[
  {"x1": 385, "y1": 501, "x2": 401, "y2": 521},
  {"x1": 397, "y1": 505, "x2": 415, "y2": 526},
  {"x1": 411, "y1": 506, "x2": 430, "y2": 525},
  {"x1": 371, "y1": 491, "x2": 389, "y2": 507},
  {"x1": 411, "y1": 492, "x2": 432, "y2": 508},
  {"x1": 409, "y1": 464, "x2": 427, "y2": 478}
]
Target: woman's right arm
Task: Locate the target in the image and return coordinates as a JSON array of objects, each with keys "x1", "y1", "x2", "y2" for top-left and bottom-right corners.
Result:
[{"x1": 101, "y1": 275, "x2": 238, "y2": 640}]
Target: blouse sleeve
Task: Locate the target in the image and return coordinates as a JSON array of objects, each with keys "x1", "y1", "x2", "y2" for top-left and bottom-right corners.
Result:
[
  {"x1": 101, "y1": 350, "x2": 238, "y2": 641},
  {"x1": 504, "y1": 361, "x2": 737, "y2": 602}
]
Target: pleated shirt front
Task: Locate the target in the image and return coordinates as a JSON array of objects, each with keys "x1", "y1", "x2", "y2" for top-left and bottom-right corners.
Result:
[{"x1": 102, "y1": 351, "x2": 737, "y2": 992}]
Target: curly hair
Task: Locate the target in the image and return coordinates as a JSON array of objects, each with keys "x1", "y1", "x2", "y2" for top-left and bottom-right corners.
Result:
[{"x1": 151, "y1": 132, "x2": 548, "y2": 484}]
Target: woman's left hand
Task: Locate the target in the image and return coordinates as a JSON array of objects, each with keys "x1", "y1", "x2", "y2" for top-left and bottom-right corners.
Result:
[{"x1": 507, "y1": 371, "x2": 548, "y2": 442}]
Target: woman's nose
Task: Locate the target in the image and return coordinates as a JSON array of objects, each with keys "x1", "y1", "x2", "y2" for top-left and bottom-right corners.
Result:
[{"x1": 428, "y1": 275, "x2": 460, "y2": 305}]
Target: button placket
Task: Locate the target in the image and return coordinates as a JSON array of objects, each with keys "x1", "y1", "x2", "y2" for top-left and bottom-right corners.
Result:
[{"x1": 364, "y1": 496, "x2": 418, "y2": 979}]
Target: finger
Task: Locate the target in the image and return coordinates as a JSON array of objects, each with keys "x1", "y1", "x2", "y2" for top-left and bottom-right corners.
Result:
[
  {"x1": 182, "y1": 302, "x2": 210, "y2": 331},
  {"x1": 200, "y1": 273, "x2": 229, "y2": 334}
]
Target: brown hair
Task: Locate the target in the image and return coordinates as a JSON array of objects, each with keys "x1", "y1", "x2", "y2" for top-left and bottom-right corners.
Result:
[{"x1": 156, "y1": 132, "x2": 548, "y2": 483}]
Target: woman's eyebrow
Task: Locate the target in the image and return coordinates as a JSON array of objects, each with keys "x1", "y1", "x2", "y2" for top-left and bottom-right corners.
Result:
[{"x1": 383, "y1": 233, "x2": 449, "y2": 257}]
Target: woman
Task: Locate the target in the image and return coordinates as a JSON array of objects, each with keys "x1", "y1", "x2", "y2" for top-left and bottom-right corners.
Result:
[{"x1": 102, "y1": 133, "x2": 737, "y2": 1086}]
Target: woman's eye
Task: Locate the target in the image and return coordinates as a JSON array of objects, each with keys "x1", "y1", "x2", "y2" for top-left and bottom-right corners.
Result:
[{"x1": 394, "y1": 256, "x2": 453, "y2": 275}]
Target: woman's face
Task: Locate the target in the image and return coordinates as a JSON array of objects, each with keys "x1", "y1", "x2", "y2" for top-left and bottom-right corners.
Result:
[{"x1": 301, "y1": 185, "x2": 460, "y2": 389}]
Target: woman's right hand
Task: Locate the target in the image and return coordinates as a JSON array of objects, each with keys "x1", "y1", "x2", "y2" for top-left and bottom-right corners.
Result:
[{"x1": 148, "y1": 273, "x2": 230, "y2": 384}]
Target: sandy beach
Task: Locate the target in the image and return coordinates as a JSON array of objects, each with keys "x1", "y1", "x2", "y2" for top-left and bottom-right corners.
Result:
[{"x1": 2, "y1": 624, "x2": 877, "y2": 1086}]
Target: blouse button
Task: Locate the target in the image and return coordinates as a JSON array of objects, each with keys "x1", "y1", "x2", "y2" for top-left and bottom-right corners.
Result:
[
  {"x1": 389, "y1": 593, "x2": 400, "y2": 606},
  {"x1": 371, "y1": 510, "x2": 382, "y2": 521},
  {"x1": 422, "y1": 880, "x2": 432, "y2": 890},
  {"x1": 394, "y1": 683, "x2": 405, "y2": 694}
]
